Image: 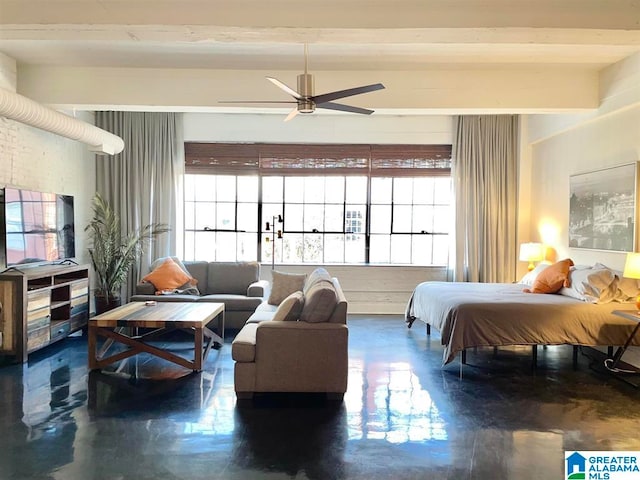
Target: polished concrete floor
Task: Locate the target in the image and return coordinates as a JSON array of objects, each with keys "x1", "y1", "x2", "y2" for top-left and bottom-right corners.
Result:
[{"x1": 0, "y1": 315, "x2": 639, "y2": 480}]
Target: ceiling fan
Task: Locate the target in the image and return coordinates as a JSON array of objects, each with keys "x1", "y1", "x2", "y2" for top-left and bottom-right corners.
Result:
[{"x1": 220, "y1": 45, "x2": 385, "y2": 121}]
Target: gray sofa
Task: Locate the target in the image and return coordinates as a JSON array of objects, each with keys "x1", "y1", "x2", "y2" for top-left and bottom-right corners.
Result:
[
  {"x1": 232, "y1": 269, "x2": 348, "y2": 400},
  {"x1": 131, "y1": 260, "x2": 269, "y2": 329}
]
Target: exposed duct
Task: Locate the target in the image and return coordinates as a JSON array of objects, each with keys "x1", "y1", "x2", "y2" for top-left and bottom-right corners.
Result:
[{"x1": 0, "y1": 86, "x2": 124, "y2": 155}]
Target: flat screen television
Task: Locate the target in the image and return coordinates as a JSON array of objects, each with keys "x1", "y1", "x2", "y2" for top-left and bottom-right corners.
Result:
[{"x1": 0, "y1": 187, "x2": 76, "y2": 270}]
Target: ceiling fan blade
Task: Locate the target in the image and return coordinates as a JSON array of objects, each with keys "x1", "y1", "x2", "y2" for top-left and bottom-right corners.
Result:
[
  {"x1": 312, "y1": 83, "x2": 385, "y2": 105},
  {"x1": 218, "y1": 100, "x2": 297, "y2": 104},
  {"x1": 284, "y1": 108, "x2": 300, "y2": 122},
  {"x1": 266, "y1": 77, "x2": 302, "y2": 99},
  {"x1": 316, "y1": 102, "x2": 375, "y2": 115}
]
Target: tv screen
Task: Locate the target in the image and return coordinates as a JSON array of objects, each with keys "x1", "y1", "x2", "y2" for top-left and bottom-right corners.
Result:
[{"x1": 0, "y1": 187, "x2": 75, "y2": 268}]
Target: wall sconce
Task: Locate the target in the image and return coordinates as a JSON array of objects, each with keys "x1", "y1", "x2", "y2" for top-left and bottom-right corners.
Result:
[
  {"x1": 519, "y1": 242, "x2": 544, "y2": 271},
  {"x1": 265, "y1": 214, "x2": 283, "y2": 270}
]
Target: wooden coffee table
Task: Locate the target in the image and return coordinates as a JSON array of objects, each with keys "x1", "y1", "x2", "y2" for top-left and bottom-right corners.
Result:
[{"x1": 88, "y1": 302, "x2": 225, "y2": 372}]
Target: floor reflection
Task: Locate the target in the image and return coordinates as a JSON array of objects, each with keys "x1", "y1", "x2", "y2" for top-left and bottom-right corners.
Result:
[{"x1": 0, "y1": 317, "x2": 639, "y2": 479}]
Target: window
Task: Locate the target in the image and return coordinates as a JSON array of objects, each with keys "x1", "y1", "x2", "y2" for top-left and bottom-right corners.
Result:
[{"x1": 184, "y1": 143, "x2": 451, "y2": 265}]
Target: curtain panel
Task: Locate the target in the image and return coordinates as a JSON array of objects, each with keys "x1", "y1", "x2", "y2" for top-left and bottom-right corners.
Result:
[
  {"x1": 451, "y1": 115, "x2": 519, "y2": 283},
  {"x1": 95, "y1": 111, "x2": 184, "y2": 299}
]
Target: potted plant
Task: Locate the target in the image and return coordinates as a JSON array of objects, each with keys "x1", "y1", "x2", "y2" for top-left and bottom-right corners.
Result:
[{"x1": 85, "y1": 193, "x2": 170, "y2": 314}]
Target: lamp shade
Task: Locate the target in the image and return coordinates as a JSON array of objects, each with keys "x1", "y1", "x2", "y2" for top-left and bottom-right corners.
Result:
[
  {"x1": 623, "y1": 252, "x2": 640, "y2": 280},
  {"x1": 519, "y1": 243, "x2": 544, "y2": 262}
]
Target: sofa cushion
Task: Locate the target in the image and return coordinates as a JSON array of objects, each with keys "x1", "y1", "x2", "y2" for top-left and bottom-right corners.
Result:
[
  {"x1": 303, "y1": 267, "x2": 332, "y2": 295},
  {"x1": 300, "y1": 281, "x2": 338, "y2": 323},
  {"x1": 272, "y1": 291, "x2": 305, "y2": 322},
  {"x1": 232, "y1": 323, "x2": 258, "y2": 362},
  {"x1": 199, "y1": 294, "x2": 263, "y2": 311},
  {"x1": 268, "y1": 271, "x2": 307, "y2": 305},
  {"x1": 142, "y1": 258, "x2": 197, "y2": 293},
  {"x1": 207, "y1": 261, "x2": 260, "y2": 295}
]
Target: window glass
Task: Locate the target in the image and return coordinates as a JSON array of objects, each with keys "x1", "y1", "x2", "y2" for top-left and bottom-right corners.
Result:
[
  {"x1": 325, "y1": 204, "x2": 344, "y2": 232},
  {"x1": 184, "y1": 147, "x2": 451, "y2": 266},
  {"x1": 325, "y1": 177, "x2": 345, "y2": 204},
  {"x1": 304, "y1": 177, "x2": 324, "y2": 203},
  {"x1": 284, "y1": 177, "x2": 304, "y2": 203},
  {"x1": 346, "y1": 177, "x2": 367, "y2": 203},
  {"x1": 370, "y1": 205, "x2": 391, "y2": 234},
  {"x1": 263, "y1": 176, "x2": 283, "y2": 203},
  {"x1": 393, "y1": 178, "x2": 413, "y2": 205},
  {"x1": 284, "y1": 204, "x2": 303, "y2": 231},
  {"x1": 371, "y1": 177, "x2": 392, "y2": 204},
  {"x1": 216, "y1": 175, "x2": 236, "y2": 201},
  {"x1": 237, "y1": 176, "x2": 259, "y2": 202}
]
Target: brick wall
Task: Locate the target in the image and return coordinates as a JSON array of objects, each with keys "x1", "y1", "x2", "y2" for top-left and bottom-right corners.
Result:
[{"x1": 0, "y1": 114, "x2": 96, "y2": 264}]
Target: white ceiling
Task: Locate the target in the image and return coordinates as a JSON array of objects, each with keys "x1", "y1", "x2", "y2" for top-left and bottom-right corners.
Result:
[{"x1": 1, "y1": 0, "x2": 639, "y2": 114}]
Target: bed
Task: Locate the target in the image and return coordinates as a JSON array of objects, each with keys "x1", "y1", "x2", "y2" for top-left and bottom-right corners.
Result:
[{"x1": 405, "y1": 281, "x2": 640, "y2": 366}]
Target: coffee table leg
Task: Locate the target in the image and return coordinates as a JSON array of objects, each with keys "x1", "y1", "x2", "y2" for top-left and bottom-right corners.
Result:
[
  {"x1": 88, "y1": 325, "x2": 98, "y2": 370},
  {"x1": 194, "y1": 326, "x2": 203, "y2": 371}
]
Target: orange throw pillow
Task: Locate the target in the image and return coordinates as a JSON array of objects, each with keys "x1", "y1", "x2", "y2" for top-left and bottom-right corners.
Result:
[
  {"x1": 524, "y1": 258, "x2": 574, "y2": 294},
  {"x1": 142, "y1": 258, "x2": 193, "y2": 293}
]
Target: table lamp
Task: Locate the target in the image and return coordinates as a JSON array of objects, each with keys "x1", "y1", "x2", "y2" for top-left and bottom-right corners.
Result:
[
  {"x1": 519, "y1": 242, "x2": 544, "y2": 271},
  {"x1": 623, "y1": 252, "x2": 640, "y2": 311}
]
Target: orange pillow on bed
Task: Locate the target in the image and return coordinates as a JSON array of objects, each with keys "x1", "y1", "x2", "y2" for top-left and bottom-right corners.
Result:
[{"x1": 524, "y1": 258, "x2": 574, "y2": 294}]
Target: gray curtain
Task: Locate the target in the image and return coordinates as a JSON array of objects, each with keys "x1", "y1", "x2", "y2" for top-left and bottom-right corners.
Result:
[
  {"x1": 95, "y1": 111, "x2": 184, "y2": 298},
  {"x1": 451, "y1": 115, "x2": 519, "y2": 283}
]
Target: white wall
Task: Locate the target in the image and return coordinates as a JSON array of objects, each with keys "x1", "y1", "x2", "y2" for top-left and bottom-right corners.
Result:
[
  {"x1": 0, "y1": 114, "x2": 96, "y2": 266},
  {"x1": 184, "y1": 112, "x2": 453, "y2": 313},
  {"x1": 184, "y1": 112, "x2": 452, "y2": 144},
  {"x1": 528, "y1": 106, "x2": 640, "y2": 270},
  {"x1": 526, "y1": 54, "x2": 640, "y2": 365},
  {"x1": 526, "y1": 52, "x2": 640, "y2": 270}
]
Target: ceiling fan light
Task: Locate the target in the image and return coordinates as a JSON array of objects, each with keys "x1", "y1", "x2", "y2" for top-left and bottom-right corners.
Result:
[{"x1": 298, "y1": 100, "x2": 315, "y2": 114}]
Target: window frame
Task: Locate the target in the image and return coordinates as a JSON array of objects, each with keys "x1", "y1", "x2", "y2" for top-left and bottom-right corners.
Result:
[{"x1": 184, "y1": 142, "x2": 451, "y2": 265}]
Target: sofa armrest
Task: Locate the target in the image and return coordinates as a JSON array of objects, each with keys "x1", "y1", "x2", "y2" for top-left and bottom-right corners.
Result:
[
  {"x1": 247, "y1": 279, "x2": 270, "y2": 298},
  {"x1": 135, "y1": 281, "x2": 156, "y2": 295}
]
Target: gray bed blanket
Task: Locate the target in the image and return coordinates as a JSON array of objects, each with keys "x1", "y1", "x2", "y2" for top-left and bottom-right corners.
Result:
[{"x1": 406, "y1": 281, "x2": 640, "y2": 365}]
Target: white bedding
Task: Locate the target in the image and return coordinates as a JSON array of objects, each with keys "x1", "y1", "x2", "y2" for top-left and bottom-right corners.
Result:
[{"x1": 405, "y1": 281, "x2": 640, "y2": 365}]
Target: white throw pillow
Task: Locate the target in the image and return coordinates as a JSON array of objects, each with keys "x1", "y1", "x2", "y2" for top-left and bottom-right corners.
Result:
[
  {"x1": 518, "y1": 263, "x2": 550, "y2": 287},
  {"x1": 559, "y1": 265, "x2": 618, "y2": 303},
  {"x1": 272, "y1": 291, "x2": 305, "y2": 322},
  {"x1": 268, "y1": 271, "x2": 307, "y2": 305}
]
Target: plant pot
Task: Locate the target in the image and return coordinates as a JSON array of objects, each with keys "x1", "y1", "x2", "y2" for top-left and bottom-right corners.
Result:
[{"x1": 94, "y1": 295, "x2": 122, "y2": 315}]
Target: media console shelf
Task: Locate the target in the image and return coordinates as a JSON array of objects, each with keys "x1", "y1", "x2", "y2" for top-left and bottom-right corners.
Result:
[{"x1": 0, "y1": 263, "x2": 90, "y2": 362}]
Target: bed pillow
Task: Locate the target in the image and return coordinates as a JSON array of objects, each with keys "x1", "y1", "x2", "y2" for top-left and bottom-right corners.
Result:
[
  {"x1": 559, "y1": 266, "x2": 617, "y2": 303},
  {"x1": 518, "y1": 263, "x2": 550, "y2": 287},
  {"x1": 272, "y1": 291, "x2": 305, "y2": 321},
  {"x1": 524, "y1": 258, "x2": 574, "y2": 294}
]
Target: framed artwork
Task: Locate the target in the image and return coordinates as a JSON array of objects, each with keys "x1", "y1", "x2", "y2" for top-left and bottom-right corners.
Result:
[{"x1": 569, "y1": 162, "x2": 638, "y2": 252}]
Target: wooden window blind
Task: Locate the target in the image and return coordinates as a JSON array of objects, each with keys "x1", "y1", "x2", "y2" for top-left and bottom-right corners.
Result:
[{"x1": 185, "y1": 142, "x2": 451, "y2": 176}]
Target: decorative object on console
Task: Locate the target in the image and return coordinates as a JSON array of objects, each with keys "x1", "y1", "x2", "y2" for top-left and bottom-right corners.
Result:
[
  {"x1": 85, "y1": 193, "x2": 170, "y2": 314},
  {"x1": 519, "y1": 242, "x2": 544, "y2": 271},
  {"x1": 265, "y1": 214, "x2": 283, "y2": 270},
  {"x1": 623, "y1": 252, "x2": 640, "y2": 310}
]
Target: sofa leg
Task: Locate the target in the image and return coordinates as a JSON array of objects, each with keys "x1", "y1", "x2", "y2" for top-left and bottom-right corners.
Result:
[
  {"x1": 326, "y1": 393, "x2": 344, "y2": 402},
  {"x1": 235, "y1": 391, "x2": 254, "y2": 400}
]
